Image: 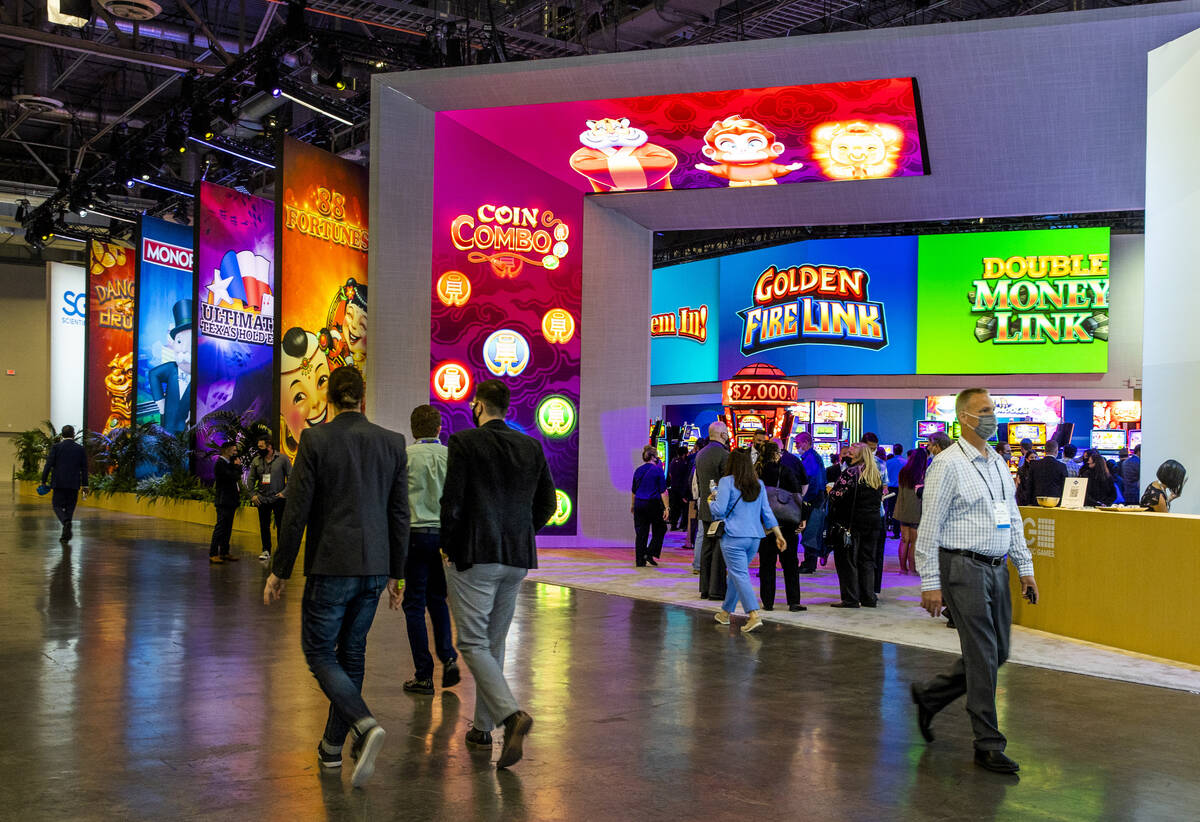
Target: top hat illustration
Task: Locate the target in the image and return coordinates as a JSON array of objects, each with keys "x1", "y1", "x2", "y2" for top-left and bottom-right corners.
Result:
[{"x1": 169, "y1": 299, "x2": 193, "y2": 340}]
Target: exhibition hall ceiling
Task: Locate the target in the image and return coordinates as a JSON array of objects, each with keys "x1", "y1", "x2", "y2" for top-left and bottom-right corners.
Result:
[{"x1": 0, "y1": 0, "x2": 1179, "y2": 261}]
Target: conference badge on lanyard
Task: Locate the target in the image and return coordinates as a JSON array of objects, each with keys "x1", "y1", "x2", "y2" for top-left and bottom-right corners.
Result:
[{"x1": 993, "y1": 501, "x2": 1011, "y2": 529}]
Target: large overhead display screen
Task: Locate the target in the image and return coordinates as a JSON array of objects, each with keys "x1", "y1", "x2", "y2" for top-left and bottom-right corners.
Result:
[
  {"x1": 445, "y1": 78, "x2": 929, "y2": 194},
  {"x1": 651, "y1": 227, "x2": 1111, "y2": 383}
]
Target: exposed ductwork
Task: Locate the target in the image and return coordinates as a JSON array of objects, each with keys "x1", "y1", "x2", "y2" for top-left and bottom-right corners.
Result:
[{"x1": 97, "y1": 16, "x2": 246, "y2": 55}]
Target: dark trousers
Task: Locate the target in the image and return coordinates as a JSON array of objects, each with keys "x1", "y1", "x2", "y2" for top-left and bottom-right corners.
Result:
[
  {"x1": 759, "y1": 530, "x2": 801, "y2": 608},
  {"x1": 668, "y1": 491, "x2": 686, "y2": 530},
  {"x1": 884, "y1": 487, "x2": 900, "y2": 536},
  {"x1": 301, "y1": 574, "x2": 388, "y2": 747},
  {"x1": 402, "y1": 530, "x2": 457, "y2": 680},
  {"x1": 256, "y1": 499, "x2": 285, "y2": 554},
  {"x1": 209, "y1": 504, "x2": 237, "y2": 557},
  {"x1": 800, "y1": 503, "x2": 825, "y2": 571},
  {"x1": 914, "y1": 552, "x2": 1012, "y2": 751},
  {"x1": 51, "y1": 488, "x2": 79, "y2": 528},
  {"x1": 833, "y1": 525, "x2": 879, "y2": 606},
  {"x1": 874, "y1": 523, "x2": 886, "y2": 593},
  {"x1": 699, "y1": 527, "x2": 728, "y2": 599},
  {"x1": 687, "y1": 505, "x2": 698, "y2": 547},
  {"x1": 633, "y1": 498, "x2": 667, "y2": 565}
]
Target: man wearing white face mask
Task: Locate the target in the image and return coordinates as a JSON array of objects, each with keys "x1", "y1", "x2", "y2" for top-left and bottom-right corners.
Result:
[{"x1": 910, "y1": 388, "x2": 1039, "y2": 775}]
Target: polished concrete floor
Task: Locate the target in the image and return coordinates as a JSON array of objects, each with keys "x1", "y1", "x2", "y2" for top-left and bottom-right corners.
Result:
[{"x1": 3, "y1": 491, "x2": 1199, "y2": 822}]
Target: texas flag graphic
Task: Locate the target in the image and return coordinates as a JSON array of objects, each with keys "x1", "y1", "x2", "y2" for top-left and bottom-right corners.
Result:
[{"x1": 209, "y1": 250, "x2": 273, "y2": 312}]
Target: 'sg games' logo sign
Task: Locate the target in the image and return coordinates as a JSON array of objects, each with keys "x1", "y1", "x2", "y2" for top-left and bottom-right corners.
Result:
[
  {"x1": 142, "y1": 238, "x2": 193, "y2": 271},
  {"x1": 61, "y1": 290, "x2": 86, "y2": 318},
  {"x1": 738, "y1": 263, "x2": 887, "y2": 355}
]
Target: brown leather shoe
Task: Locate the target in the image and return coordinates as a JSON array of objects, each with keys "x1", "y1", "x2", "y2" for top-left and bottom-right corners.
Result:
[
  {"x1": 496, "y1": 711, "x2": 533, "y2": 769},
  {"x1": 209, "y1": 556, "x2": 224, "y2": 564}
]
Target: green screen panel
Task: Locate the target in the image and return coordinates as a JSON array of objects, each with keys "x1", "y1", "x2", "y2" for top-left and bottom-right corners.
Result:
[{"x1": 916, "y1": 228, "x2": 1110, "y2": 375}]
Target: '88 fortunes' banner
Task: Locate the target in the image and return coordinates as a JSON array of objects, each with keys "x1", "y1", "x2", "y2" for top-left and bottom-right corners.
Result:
[
  {"x1": 277, "y1": 136, "x2": 368, "y2": 460},
  {"x1": 85, "y1": 240, "x2": 135, "y2": 438},
  {"x1": 195, "y1": 181, "x2": 276, "y2": 478}
]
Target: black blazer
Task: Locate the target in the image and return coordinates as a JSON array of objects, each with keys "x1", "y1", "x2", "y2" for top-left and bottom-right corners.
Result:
[
  {"x1": 272, "y1": 411, "x2": 409, "y2": 580},
  {"x1": 440, "y1": 419, "x2": 557, "y2": 571},
  {"x1": 212, "y1": 456, "x2": 242, "y2": 508},
  {"x1": 42, "y1": 440, "x2": 88, "y2": 490},
  {"x1": 1020, "y1": 457, "x2": 1068, "y2": 505}
]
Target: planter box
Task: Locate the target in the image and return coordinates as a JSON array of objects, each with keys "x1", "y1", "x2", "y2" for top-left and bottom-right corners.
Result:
[{"x1": 16, "y1": 479, "x2": 261, "y2": 534}]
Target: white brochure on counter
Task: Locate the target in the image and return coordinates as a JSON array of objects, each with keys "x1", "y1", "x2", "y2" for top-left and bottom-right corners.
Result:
[{"x1": 1062, "y1": 477, "x2": 1088, "y2": 509}]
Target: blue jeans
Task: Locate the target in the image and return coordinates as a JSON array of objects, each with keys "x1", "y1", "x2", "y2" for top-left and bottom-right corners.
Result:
[
  {"x1": 446, "y1": 563, "x2": 526, "y2": 732},
  {"x1": 301, "y1": 574, "x2": 388, "y2": 746},
  {"x1": 402, "y1": 530, "x2": 457, "y2": 679},
  {"x1": 721, "y1": 536, "x2": 761, "y2": 614}
]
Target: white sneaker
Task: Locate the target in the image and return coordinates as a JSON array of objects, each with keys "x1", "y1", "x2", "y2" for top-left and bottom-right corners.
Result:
[{"x1": 258, "y1": 551, "x2": 271, "y2": 561}]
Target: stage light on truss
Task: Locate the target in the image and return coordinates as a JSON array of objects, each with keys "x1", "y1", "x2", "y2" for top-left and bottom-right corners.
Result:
[{"x1": 277, "y1": 81, "x2": 354, "y2": 126}]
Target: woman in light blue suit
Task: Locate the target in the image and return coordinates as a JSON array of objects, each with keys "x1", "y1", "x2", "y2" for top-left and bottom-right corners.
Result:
[{"x1": 710, "y1": 448, "x2": 786, "y2": 634}]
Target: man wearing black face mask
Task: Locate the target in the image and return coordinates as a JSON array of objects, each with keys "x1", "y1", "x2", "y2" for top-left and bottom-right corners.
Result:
[{"x1": 910, "y1": 388, "x2": 1039, "y2": 775}]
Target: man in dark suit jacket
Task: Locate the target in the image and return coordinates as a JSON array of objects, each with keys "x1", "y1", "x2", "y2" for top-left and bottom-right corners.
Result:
[
  {"x1": 1020, "y1": 450, "x2": 1068, "y2": 505},
  {"x1": 208, "y1": 441, "x2": 242, "y2": 563},
  {"x1": 694, "y1": 421, "x2": 731, "y2": 599},
  {"x1": 440, "y1": 379, "x2": 556, "y2": 770},
  {"x1": 41, "y1": 425, "x2": 88, "y2": 541},
  {"x1": 264, "y1": 366, "x2": 409, "y2": 789}
]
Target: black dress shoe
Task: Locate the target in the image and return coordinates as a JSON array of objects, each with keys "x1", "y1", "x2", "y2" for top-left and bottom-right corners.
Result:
[
  {"x1": 442, "y1": 659, "x2": 461, "y2": 689},
  {"x1": 911, "y1": 684, "x2": 934, "y2": 742},
  {"x1": 829, "y1": 601, "x2": 860, "y2": 608},
  {"x1": 789, "y1": 605, "x2": 807, "y2": 612},
  {"x1": 974, "y1": 749, "x2": 1020, "y2": 774},
  {"x1": 762, "y1": 605, "x2": 774, "y2": 611},
  {"x1": 861, "y1": 600, "x2": 878, "y2": 608},
  {"x1": 646, "y1": 557, "x2": 658, "y2": 566}
]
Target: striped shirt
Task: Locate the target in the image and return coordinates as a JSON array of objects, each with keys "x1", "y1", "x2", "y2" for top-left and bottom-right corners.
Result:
[{"x1": 914, "y1": 440, "x2": 1035, "y2": 592}]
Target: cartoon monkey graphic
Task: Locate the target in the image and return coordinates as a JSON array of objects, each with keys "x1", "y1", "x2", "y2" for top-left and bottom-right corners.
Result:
[
  {"x1": 695, "y1": 115, "x2": 803, "y2": 187},
  {"x1": 811, "y1": 121, "x2": 905, "y2": 180}
]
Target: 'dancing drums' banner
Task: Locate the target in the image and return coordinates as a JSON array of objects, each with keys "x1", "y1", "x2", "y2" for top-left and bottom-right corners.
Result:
[
  {"x1": 194, "y1": 181, "x2": 275, "y2": 478},
  {"x1": 85, "y1": 240, "x2": 135, "y2": 439},
  {"x1": 277, "y1": 136, "x2": 368, "y2": 461}
]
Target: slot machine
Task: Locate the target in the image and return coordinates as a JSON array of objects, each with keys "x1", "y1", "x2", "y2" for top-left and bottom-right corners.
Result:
[{"x1": 720, "y1": 365, "x2": 800, "y2": 451}]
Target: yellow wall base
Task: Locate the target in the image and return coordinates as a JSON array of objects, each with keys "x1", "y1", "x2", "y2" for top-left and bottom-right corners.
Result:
[
  {"x1": 16, "y1": 480, "x2": 261, "y2": 534},
  {"x1": 1012, "y1": 506, "x2": 1200, "y2": 667}
]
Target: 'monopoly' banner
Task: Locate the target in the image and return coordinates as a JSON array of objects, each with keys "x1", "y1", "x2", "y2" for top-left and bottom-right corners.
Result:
[
  {"x1": 194, "y1": 181, "x2": 275, "y2": 478},
  {"x1": 48, "y1": 262, "x2": 86, "y2": 433},
  {"x1": 277, "y1": 136, "x2": 368, "y2": 460},
  {"x1": 136, "y1": 216, "x2": 195, "y2": 438},
  {"x1": 85, "y1": 241, "x2": 135, "y2": 437},
  {"x1": 916, "y1": 227, "x2": 1111, "y2": 374}
]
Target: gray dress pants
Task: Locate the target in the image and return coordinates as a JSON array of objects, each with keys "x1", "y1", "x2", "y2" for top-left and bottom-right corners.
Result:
[{"x1": 915, "y1": 550, "x2": 1012, "y2": 751}]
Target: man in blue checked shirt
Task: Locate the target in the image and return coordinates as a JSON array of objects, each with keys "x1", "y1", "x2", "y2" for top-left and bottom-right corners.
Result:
[{"x1": 910, "y1": 388, "x2": 1040, "y2": 776}]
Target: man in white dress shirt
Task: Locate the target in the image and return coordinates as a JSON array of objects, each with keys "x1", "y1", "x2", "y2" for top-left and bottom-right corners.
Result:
[{"x1": 910, "y1": 388, "x2": 1040, "y2": 775}]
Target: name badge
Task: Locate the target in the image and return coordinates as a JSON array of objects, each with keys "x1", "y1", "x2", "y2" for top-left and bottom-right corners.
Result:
[
  {"x1": 994, "y1": 501, "x2": 1011, "y2": 529},
  {"x1": 261, "y1": 473, "x2": 271, "y2": 485}
]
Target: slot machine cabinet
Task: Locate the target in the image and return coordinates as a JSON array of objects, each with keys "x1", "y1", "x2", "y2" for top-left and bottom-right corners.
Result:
[{"x1": 720, "y1": 364, "x2": 800, "y2": 449}]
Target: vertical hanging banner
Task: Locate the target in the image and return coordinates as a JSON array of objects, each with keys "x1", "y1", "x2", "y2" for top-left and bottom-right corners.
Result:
[
  {"x1": 277, "y1": 136, "x2": 368, "y2": 460},
  {"x1": 85, "y1": 241, "x2": 135, "y2": 438},
  {"x1": 48, "y1": 262, "x2": 87, "y2": 433},
  {"x1": 136, "y1": 216, "x2": 195, "y2": 436},
  {"x1": 195, "y1": 181, "x2": 275, "y2": 477},
  {"x1": 430, "y1": 117, "x2": 583, "y2": 535}
]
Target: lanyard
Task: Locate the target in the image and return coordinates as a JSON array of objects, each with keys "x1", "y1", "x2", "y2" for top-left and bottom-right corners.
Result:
[{"x1": 959, "y1": 442, "x2": 1005, "y2": 502}]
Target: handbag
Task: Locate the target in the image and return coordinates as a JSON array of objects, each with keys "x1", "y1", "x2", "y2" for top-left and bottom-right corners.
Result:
[
  {"x1": 766, "y1": 486, "x2": 803, "y2": 529},
  {"x1": 707, "y1": 490, "x2": 742, "y2": 537},
  {"x1": 824, "y1": 470, "x2": 860, "y2": 550}
]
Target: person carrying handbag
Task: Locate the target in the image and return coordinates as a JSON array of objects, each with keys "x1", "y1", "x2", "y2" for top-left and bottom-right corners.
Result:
[
  {"x1": 826, "y1": 443, "x2": 884, "y2": 608},
  {"x1": 757, "y1": 442, "x2": 808, "y2": 612},
  {"x1": 710, "y1": 448, "x2": 787, "y2": 633}
]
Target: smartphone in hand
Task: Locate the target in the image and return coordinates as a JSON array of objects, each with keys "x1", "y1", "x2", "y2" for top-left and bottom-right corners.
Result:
[{"x1": 1023, "y1": 585, "x2": 1038, "y2": 605}]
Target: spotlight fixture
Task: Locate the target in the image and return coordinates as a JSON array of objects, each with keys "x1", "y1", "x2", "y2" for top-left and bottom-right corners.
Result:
[
  {"x1": 255, "y1": 61, "x2": 281, "y2": 97},
  {"x1": 311, "y1": 44, "x2": 346, "y2": 91},
  {"x1": 165, "y1": 121, "x2": 188, "y2": 153},
  {"x1": 14, "y1": 200, "x2": 29, "y2": 222},
  {"x1": 189, "y1": 106, "x2": 214, "y2": 141}
]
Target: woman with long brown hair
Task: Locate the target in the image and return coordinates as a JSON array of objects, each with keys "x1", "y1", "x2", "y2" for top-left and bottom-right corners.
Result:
[
  {"x1": 826, "y1": 443, "x2": 884, "y2": 607},
  {"x1": 710, "y1": 448, "x2": 786, "y2": 633}
]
